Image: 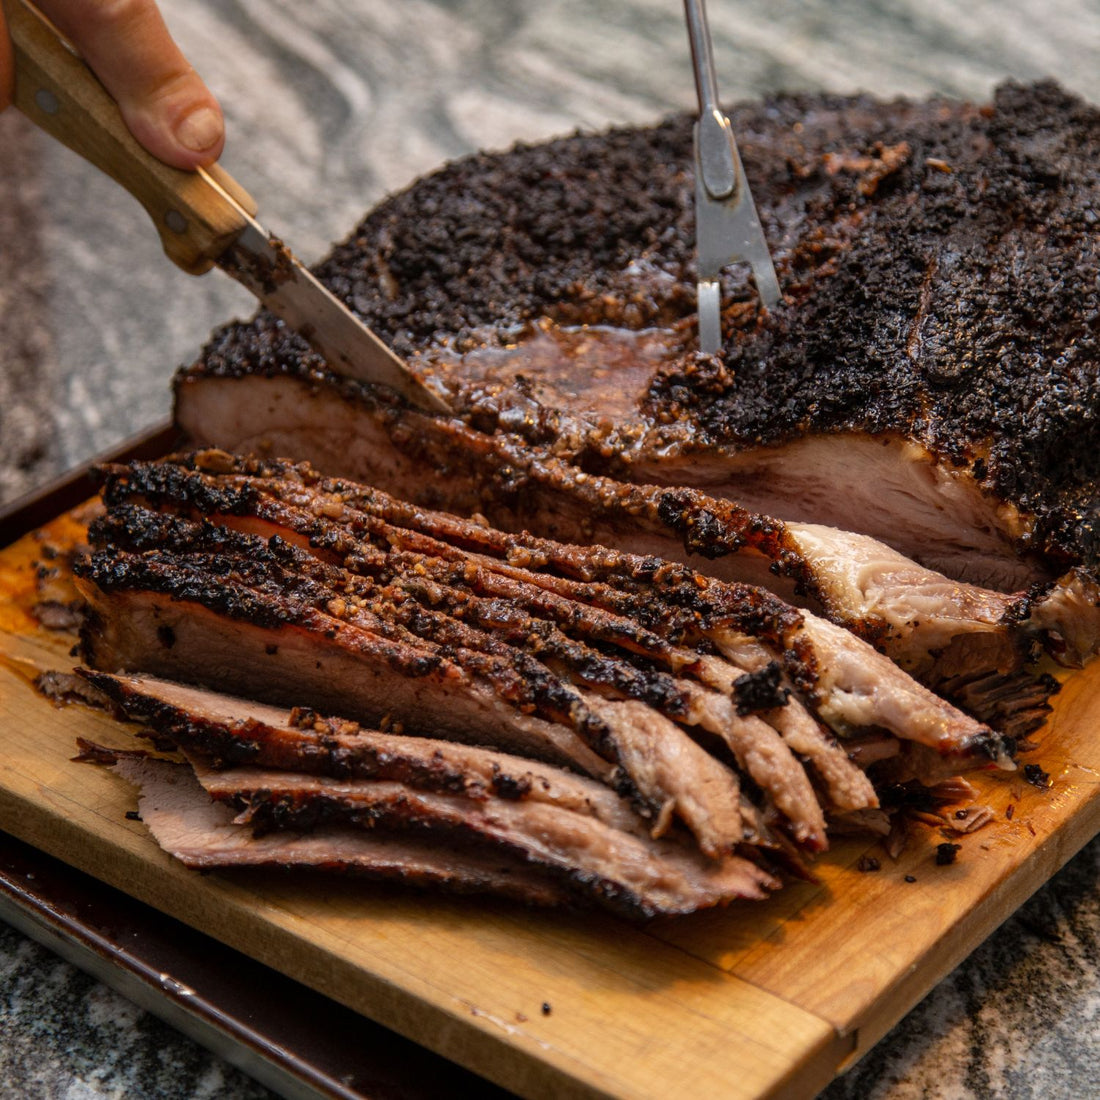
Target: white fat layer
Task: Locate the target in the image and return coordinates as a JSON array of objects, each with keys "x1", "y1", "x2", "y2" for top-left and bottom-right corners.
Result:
[
  {"x1": 790, "y1": 522, "x2": 1015, "y2": 667},
  {"x1": 630, "y1": 433, "x2": 1040, "y2": 589},
  {"x1": 800, "y1": 617, "x2": 999, "y2": 758}
]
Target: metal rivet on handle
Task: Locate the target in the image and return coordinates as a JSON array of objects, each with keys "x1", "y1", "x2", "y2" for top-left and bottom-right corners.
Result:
[
  {"x1": 34, "y1": 89, "x2": 60, "y2": 115},
  {"x1": 164, "y1": 210, "x2": 188, "y2": 234}
]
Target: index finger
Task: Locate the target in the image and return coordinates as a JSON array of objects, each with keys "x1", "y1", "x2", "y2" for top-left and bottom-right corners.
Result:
[{"x1": 35, "y1": 0, "x2": 224, "y2": 169}]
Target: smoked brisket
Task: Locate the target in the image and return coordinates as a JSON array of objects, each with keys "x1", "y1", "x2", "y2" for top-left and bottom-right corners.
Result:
[{"x1": 175, "y1": 81, "x2": 1100, "y2": 589}]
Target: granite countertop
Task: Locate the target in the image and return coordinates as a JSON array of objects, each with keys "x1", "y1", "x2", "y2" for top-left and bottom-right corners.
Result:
[{"x1": 2, "y1": 1, "x2": 1099, "y2": 1096}]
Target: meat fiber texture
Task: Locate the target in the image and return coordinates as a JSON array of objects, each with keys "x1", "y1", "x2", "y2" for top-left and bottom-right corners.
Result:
[
  {"x1": 175, "y1": 80, "x2": 1100, "y2": 591},
  {"x1": 73, "y1": 453, "x2": 1020, "y2": 916},
  {"x1": 77, "y1": 677, "x2": 777, "y2": 920}
]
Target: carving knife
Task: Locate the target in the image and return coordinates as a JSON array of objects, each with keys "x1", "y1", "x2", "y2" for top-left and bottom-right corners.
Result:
[
  {"x1": 4, "y1": 0, "x2": 450, "y2": 415},
  {"x1": 683, "y1": 0, "x2": 780, "y2": 353}
]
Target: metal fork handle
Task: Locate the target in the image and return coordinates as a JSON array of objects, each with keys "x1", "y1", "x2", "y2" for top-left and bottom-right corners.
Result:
[
  {"x1": 684, "y1": 0, "x2": 721, "y2": 112},
  {"x1": 683, "y1": 0, "x2": 737, "y2": 201}
]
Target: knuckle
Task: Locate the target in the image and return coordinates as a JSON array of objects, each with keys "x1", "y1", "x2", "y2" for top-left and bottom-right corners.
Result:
[
  {"x1": 147, "y1": 69, "x2": 204, "y2": 109},
  {"x1": 86, "y1": 0, "x2": 151, "y2": 32}
]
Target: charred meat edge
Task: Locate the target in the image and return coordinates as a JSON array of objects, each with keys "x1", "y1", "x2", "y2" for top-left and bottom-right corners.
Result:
[
  {"x1": 76, "y1": 526, "x2": 749, "y2": 858},
  {"x1": 96, "y1": 452, "x2": 1014, "y2": 767}
]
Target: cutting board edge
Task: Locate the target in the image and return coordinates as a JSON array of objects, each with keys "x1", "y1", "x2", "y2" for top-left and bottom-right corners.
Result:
[
  {"x1": 838, "y1": 782, "x2": 1100, "y2": 1067},
  {"x1": 0, "y1": 760, "x2": 853, "y2": 1100}
]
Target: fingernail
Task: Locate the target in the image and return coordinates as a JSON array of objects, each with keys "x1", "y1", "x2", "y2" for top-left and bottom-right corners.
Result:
[{"x1": 176, "y1": 106, "x2": 222, "y2": 153}]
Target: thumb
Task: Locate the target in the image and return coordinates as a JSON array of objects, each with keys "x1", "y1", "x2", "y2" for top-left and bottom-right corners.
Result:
[{"x1": 35, "y1": 0, "x2": 224, "y2": 170}]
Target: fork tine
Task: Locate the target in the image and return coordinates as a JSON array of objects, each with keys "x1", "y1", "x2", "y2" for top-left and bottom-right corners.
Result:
[{"x1": 697, "y1": 279, "x2": 723, "y2": 354}]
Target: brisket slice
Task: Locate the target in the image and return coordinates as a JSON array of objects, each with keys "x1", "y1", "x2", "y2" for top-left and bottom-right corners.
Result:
[
  {"x1": 175, "y1": 81, "x2": 1100, "y2": 591},
  {"x1": 78, "y1": 680, "x2": 776, "y2": 918},
  {"x1": 187, "y1": 761, "x2": 776, "y2": 918},
  {"x1": 107, "y1": 754, "x2": 573, "y2": 908},
  {"x1": 80, "y1": 671, "x2": 646, "y2": 827}
]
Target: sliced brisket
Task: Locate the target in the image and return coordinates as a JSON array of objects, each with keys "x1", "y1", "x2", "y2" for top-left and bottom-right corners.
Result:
[
  {"x1": 82, "y1": 682, "x2": 778, "y2": 918},
  {"x1": 108, "y1": 755, "x2": 574, "y2": 908},
  {"x1": 78, "y1": 455, "x2": 1017, "y2": 872}
]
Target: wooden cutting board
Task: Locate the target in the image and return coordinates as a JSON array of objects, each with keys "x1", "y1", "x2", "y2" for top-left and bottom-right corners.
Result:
[{"x1": 2, "y1": 502, "x2": 1099, "y2": 1100}]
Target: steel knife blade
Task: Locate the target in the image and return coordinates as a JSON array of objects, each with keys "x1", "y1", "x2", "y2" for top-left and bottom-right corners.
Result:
[{"x1": 213, "y1": 207, "x2": 450, "y2": 414}]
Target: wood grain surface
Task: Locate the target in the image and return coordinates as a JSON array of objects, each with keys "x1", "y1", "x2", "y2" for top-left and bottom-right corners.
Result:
[{"x1": 2, "y1": 508, "x2": 1098, "y2": 1100}]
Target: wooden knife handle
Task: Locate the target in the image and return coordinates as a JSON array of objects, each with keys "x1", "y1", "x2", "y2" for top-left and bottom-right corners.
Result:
[{"x1": 4, "y1": 0, "x2": 258, "y2": 274}]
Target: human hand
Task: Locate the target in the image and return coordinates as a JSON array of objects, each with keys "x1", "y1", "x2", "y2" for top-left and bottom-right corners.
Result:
[{"x1": 0, "y1": 0, "x2": 224, "y2": 169}]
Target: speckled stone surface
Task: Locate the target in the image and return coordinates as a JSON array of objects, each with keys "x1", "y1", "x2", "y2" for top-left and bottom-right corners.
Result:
[
  {"x1": 0, "y1": 922, "x2": 273, "y2": 1099},
  {"x1": 1, "y1": 2, "x2": 1099, "y2": 1097}
]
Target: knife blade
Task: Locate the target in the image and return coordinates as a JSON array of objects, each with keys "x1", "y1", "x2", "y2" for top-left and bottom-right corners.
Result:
[
  {"x1": 212, "y1": 207, "x2": 450, "y2": 413},
  {"x1": 4, "y1": 0, "x2": 449, "y2": 415}
]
